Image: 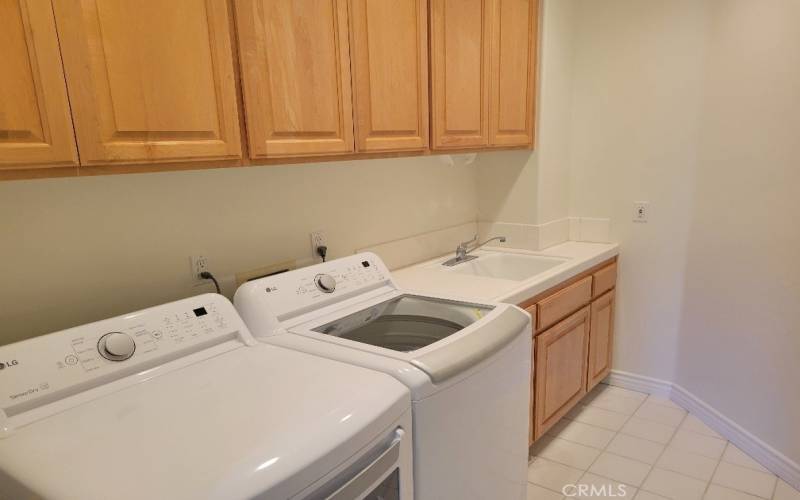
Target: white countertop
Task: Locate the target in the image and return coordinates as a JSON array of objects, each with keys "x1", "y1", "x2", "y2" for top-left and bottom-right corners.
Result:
[{"x1": 393, "y1": 241, "x2": 619, "y2": 305}]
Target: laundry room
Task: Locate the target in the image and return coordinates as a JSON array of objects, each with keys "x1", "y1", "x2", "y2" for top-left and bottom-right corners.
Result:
[{"x1": 1, "y1": 1, "x2": 798, "y2": 500}]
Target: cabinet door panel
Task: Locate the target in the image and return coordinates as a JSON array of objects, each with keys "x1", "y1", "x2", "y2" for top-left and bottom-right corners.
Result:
[
  {"x1": 237, "y1": 0, "x2": 354, "y2": 158},
  {"x1": 0, "y1": 0, "x2": 77, "y2": 170},
  {"x1": 490, "y1": 0, "x2": 537, "y2": 146},
  {"x1": 430, "y1": 0, "x2": 491, "y2": 149},
  {"x1": 53, "y1": 0, "x2": 242, "y2": 165},
  {"x1": 350, "y1": 0, "x2": 428, "y2": 152},
  {"x1": 588, "y1": 290, "x2": 615, "y2": 391},
  {"x1": 533, "y1": 307, "x2": 590, "y2": 440}
]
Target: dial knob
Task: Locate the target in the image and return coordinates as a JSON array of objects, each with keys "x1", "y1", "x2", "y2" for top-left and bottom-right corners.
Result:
[
  {"x1": 315, "y1": 274, "x2": 336, "y2": 293},
  {"x1": 98, "y1": 332, "x2": 136, "y2": 361}
]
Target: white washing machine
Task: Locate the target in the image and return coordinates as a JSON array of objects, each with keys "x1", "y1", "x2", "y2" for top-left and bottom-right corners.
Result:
[
  {"x1": 0, "y1": 294, "x2": 413, "y2": 500},
  {"x1": 234, "y1": 253, "x2": 532, "y2": 500}
]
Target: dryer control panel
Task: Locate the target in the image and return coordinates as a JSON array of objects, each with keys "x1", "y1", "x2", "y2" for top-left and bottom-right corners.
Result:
[
  {"x1": 0, "y1": 294, "x2": 251, "y2": 418},
  {"x1": 234, "y1": 252, "x2": 394, "y2": 325}
]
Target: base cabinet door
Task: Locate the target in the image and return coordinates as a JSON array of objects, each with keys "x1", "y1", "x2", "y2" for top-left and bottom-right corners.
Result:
[
  {"x1": 533, "y1": 307, "x2": 590, "y2": 440},
  {"x1": 587, "y1": 290, "x2": 615, "y2": 391},
  {"x1": 53, "y1": 0, "x2": 242, "y2": 166},
  {"x1": 236, "y1": 0, "x2": 355, "y2": 158},
  {"x1": 0, "y1": 0, "x2": 78, "y2": 172}
]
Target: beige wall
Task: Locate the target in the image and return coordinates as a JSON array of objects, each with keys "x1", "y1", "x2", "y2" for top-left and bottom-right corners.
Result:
[
  {"x1": 0, "y1": 157, "x2": 477, "y2": 345},
  {"x1": 568, "y1": 0, "x2": 800, "y2": 467},
  {"x1": 676, "y1": 0, "x2": 800, "y2": 466},
  {"x1": 568, "y1": 0, "x2": 705, "y2": 382}
]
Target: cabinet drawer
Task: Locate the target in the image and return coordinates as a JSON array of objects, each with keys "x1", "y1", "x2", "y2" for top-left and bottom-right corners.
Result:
[
  {"x1": 592, "y1": 262, "x2": 617, "y2": 298},
  {"x1": 537, "y1": 276, "x2": 592, "y2": 330}
]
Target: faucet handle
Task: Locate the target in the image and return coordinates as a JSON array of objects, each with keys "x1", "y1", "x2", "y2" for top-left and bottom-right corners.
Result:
[
  {"x1": 459, "y1": 234, "x2": 478, "y2": 247},
  {"x1": 457, "y1": 234, "x2": 478, "y2": 252}
]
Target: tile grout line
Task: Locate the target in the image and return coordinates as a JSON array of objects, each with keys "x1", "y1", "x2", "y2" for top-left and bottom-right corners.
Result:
[
  {"x1": 538, "y1": 385, "x2": 794, "y2": 500},
  {"x1": 767, "y1": 458, "x2": 779, "y2": 499},
  {"x1": 700, "y1": 441, "x2": 726, "y2": 499},
  {"x1": 573, "y1": 389, "x2": 650, "y2": 497},
  {"x1": 529, "y1": 386, "x2": 650, "y2": 497},
  {"x1": 704, "y1": 441, "x2": 780, "y2": 499},
  {"x1": 627, "y1": 402, "x2": 689, "y2": 498}
]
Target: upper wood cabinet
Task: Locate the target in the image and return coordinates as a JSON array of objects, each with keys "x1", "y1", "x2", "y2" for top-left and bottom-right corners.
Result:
[
  {"x1": 2, "y1": 0, "x2": 539, "y2": 180},
  {"x1": 430, "y1": 0, "x2": 492, "y2": 149},
  {"x1": 0, "y1": 0, "x2": 78, "y2": 171},
  {"x1": 236, "y1": 0, "x2": 355, "y2": 158},
  {"x1": 430, "y1": 0, "x2": 538, "y2": 150},
  {"x1": 350, "y1": 0, "x2": 429, "y2": 152},
  {"x1": 52, "y1": 0, "x2": 242, "y2": 166},
  {"x1": 490, "y1": 0, "x2": 538, "y2": 147}
]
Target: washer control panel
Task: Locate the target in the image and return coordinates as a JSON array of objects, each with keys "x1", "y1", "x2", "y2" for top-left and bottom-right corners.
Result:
[
  {"x1": 235, "y1": 252, "x2": 392, "y2": 322},
  {"x1": 0, "y1": 294, "x2": 247, "y2": 416}
]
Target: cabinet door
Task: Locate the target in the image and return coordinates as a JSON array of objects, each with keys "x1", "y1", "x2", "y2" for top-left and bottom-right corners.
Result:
[
  {"x1": 533, "y1": 307, "x2": 590, "y2": 440},
  {"x1": 236, "y1": 0, "x2": 354, "y2": 158},
  {"x1": 587, "y1": 290, "x2": 615, "y2": 391},
  {"x1": 53, "y1": 0, "x2": 242, "y2": 165},
  {"x1": 489, "y1": 0, "x2": 538, "y2": 147},
  {"x1": 430, "y1": 0, "x2": 491, "y2": 149},
  {"x1": 0, "y1": 0, "x2": 77, "y2": 171},
  {"x1": 350, "y1": 0, "x2": 429, "y2": 152}
]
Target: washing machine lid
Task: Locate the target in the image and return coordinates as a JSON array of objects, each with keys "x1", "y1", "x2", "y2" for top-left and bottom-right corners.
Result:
[{"x1": 0, "y1": 298, "x2": 409, "y2": 500}]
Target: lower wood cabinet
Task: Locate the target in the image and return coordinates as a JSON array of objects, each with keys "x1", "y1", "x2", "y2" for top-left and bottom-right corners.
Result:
[
  {"x1": 588, "y1": 290, "x2": 615, "y2": 391},
  {"x1": 533, "y1": 307, "x2": 590, "y2": 440},
  {"x1": 525, "y1": 258, "x2": 618, "y2": 445}
]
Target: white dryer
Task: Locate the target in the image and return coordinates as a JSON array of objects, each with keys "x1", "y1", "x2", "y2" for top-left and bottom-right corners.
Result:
[
  {"x1": 0, "y1": 294, "x2": 413, "y2": 500},
  {"x1": 234, "y1": 253, "x2": 532, "y2": 500}
]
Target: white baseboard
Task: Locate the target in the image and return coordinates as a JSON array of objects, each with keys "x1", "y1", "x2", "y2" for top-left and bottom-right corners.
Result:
[
  {"x1": 606, "y1": 370, "x2": 800, "y2": 491},
  {"x1": 670, "y1": 383, "x2": 800, "y2": 491},
  {"x1": 605, "y1": 370, "x2": 672, "y2": 398}
]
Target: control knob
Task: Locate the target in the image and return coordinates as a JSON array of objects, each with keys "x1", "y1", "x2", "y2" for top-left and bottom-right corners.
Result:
[
  {"x1": 314, "y1": 274, "x2": 336, "y2": 293},
  {"x1": 98, "y1": 332, "x2": 136, "y2": 361}
]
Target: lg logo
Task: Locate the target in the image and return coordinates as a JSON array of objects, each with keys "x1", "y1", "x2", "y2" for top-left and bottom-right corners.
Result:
[{"x1": 0, "y1": 360, "x2": 19, "y2": 370}]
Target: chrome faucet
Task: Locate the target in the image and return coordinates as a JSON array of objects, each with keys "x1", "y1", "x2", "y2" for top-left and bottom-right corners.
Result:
[{"x1": 442, "y1": 235, "x2": 507, "y2": 266}]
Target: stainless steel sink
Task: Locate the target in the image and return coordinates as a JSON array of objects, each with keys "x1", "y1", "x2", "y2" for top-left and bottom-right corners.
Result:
[{"x1": 446, "y1": 252, "x2": 568, "y2": 281}]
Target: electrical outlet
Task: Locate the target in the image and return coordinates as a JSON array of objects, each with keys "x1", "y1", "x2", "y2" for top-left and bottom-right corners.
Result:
[
  {"x1": 633, "y1": 202, "x2": 650, "y2": 223},
  {"x1": 190, "y1": 255, "x2": 209, "y2": 281},
  {"x1": 310, "y1": 230, "x2": 327, "y2": 258}
]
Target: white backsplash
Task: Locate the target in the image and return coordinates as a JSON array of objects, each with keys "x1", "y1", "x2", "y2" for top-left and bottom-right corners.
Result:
[
  {"x1": 569, "y1": 217, "x2": 612, "y2": 243},
  {"x1": 358, "y1": 222, "x2": 478, "y2": 270},
  {"x1": 478, "y1": 217, "x2": 612, "y2": 251},
  {"x1": 360, "y1": 216, "x2": 612, "y2": 270}
]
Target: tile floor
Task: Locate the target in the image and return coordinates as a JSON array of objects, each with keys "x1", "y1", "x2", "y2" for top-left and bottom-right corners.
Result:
[{"x1": 528, "y1": 383, "x2": 800, "y2": 500}]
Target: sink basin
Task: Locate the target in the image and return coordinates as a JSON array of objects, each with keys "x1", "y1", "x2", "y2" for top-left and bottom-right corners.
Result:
[{"x1": 447, "y1": 253, "x2": 568, "y2": 281}]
